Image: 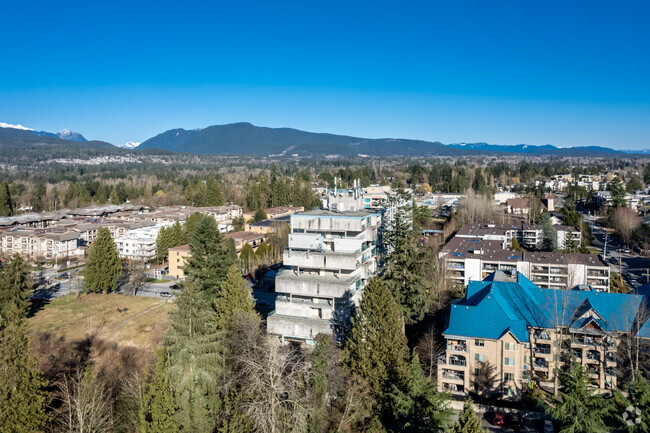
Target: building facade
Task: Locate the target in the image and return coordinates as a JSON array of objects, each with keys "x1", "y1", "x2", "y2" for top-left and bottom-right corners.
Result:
[
  {"x1": 267, "y1": 184, "x2": 382, "y2": 343},
  {"x1": 438, "y1": 271, "x2": 649, "y2": 400},
  {"x1": 441, "y1": 237, "x2": 610, "y2": 291}
]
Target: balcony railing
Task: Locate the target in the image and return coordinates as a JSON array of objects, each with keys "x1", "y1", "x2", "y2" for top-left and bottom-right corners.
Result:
[
  {"x1": 534, "y1": 359, "x2": 549, "y2": 369},
  {"x1": 534, "y1": 345, "x2": 551, "y2": 354},
  {"x1": 447, "y1": 343, "x2": 468, "y2": 353},
  {"x1": 442, "y1": 370, "x2": 465, "y2": 381},
  {"x1": 449, "y1": 356, "x2": 467, "y2": 367},
  {"x1": 534, "y1": 331, "x2": 551, "y2": 341},
  {"x1": 437, "y1": 354, "x2": 446, "y2": 365}
]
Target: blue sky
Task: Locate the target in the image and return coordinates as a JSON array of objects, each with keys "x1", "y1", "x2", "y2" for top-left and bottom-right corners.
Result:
[{"x1": 1, "y1": 1, "x2": 649, "y2": 149}]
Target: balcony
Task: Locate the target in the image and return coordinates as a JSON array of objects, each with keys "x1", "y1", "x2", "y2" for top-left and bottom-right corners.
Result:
[
  {"x1": 571, "y1": 349, "x2": 582, "y2": 360},
  {"x1": 534, "y1": 331, "x2": 551, "y2": 341},
  {"x1": 534, "y1": 358, "x2": 549, "y2": 369},
  {"x1": 449, "y1": 355, "x2": 467, "y2": 367},
  {"x1": 441, "y1": 382, "x2": 465, "y2": 394},
  {"x1": 533, "y1": 344, "x2": 551, "y2": 355},
  {"x1": 442, "y1": 370, "x2": 465, "y2": 381},
  {"x1": 572, "y1": 336, "x2": 602, "y2": 347},
  {"x1": 605, "y1": 368, "x2": 616, "y2": 377},
  {"x1": 447, "y1": 341, "x2": 468, "y2": 353},
  {"x1": 447, "y1": 262, "x2": 465, "y2": 270},
  {"x1": 586, "y1": 350, "x2": 600, "y2": 362},
  {"x1": 587, "y1": 270, "x2": 608, "y2": 277},
  {"x1": 437, "y1": 353, "x2": 447, "y2": 365},
  {"x1": 605, "y1": 353, "x2": 617, "y2": 365}
]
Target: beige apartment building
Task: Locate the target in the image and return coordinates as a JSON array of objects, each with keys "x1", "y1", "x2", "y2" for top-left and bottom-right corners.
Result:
[
  {"x1": 168, "y1": 244, "x2": 191, "y2": 279},
  {"x1": 438, "y1": 271, "x2": 646, "y2": 400}
]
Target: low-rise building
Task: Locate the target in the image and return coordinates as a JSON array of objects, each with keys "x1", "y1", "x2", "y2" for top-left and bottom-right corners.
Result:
[
  {"x1": 168, "y1": 244, "x2": 191, "y2": 279},
  {"x1": 455, "y1": 223, "x2": 581, "y2": 250},
  {"x1": 0, "y1": 228, "x2": 84, "y2": 261},
  {"x1": 114, "y1": 223, "x2": 171, "y2": 262},
  {"x1": 438, "y1": 271, "x2": 649, "y2": 399},
  {"x1": 441, "y1": 236, "x2": 609, "y2": 291},
  {"x1": 224, "y1": 231, "x2": 267, "y2": 252}
]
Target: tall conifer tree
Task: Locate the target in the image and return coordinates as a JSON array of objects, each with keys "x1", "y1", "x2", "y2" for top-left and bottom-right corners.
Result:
[
  {"x1": 140, "y1": 349, "x2": 179, "y2": 433},
  {"x1": 343, "y1": 278, "x2": 410, "y2": 410},
  {"x1": 84, "y1": 226, "x2": 123, "y2": 293},
  {"x1": 165, "y1": 279, "x2": 221, "y2": 432},
  {"x1": 0, "y1": 181, "x2": 12, "y2": 216}
]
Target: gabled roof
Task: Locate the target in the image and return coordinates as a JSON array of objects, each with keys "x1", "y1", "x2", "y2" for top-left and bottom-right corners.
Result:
[{"x1": 444, "y1": 271, "x2": 649, "y2": 342}]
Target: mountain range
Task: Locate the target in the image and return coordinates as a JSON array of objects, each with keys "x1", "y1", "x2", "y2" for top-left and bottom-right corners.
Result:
[{"x1": 1, "y1": 121, "x2": 649, "y2": 158}]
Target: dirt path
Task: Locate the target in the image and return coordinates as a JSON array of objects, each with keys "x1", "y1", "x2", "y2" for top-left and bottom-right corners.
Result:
[{"x1": 111, "y1": 300, "x2": 167, "y2": 333}]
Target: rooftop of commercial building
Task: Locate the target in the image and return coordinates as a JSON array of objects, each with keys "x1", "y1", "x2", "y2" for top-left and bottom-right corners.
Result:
[{"x1": 296, "y1": 208, "x2": 381, "y2": 218}]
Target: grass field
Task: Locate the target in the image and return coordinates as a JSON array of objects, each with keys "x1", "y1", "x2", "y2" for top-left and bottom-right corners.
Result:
[{"x1": 28, "y1": 293, "x2": 175, "y2": 348}]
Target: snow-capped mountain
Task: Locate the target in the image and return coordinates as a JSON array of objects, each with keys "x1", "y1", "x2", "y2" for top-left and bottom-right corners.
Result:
[
  {"x1": 0, "y1": 122, "x2": 34, "y2": 131},
  {"x1": 116, "y1": 141, "x2": 140, "y2": 149},
  {"x1": 29, "y1": 129, "x2": 87, "y2": 142}
]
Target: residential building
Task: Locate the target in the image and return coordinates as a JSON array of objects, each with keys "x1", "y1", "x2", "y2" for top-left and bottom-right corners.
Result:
[
  {"x1": 114, "y1": 223, "x2": 171, "y2": 261},
  {"x1": 243, "y1": 206, "x2": 304, "y2": 222},
  {"x1": 454, "y1": 223, "x2": 581, "y2": 250},
  {"x1": 0, "y1": 228, "x2": 83, "y2": 261},
  {"x1": 438, "y1": 271, "x2": 649, "y2": 399},
  {"x1": 168, "y1": 244, "x2": 191, "y2": 279},
  {"x1": 224, "y1": 231, "x2": 268, "y2": 252},
  {"x1": 506, "y1": 198, "x2": 530, "y2": 215},
  {"x1": 267, "y1": 184, "x2": 382, "y2": 343},
  {"x1": 440, "y1": 236, "x2": 609, "y2": 291}
]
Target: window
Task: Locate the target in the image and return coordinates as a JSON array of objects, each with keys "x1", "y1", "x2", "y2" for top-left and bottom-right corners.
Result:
[
  {"x1": 504, "y1": 342, "x2": 516, "y2": 351},
  {"x1": 524, "y1": 355, "x2": 531, "y2": 364},
  {"x1": 475, "y1": 339, "x2": 485, "y2": 347},
  {"x1": 474, "y1": 354, "x2": 485, "y2": 362},
  {"x1": 474, "y1": 368, "x2": 480, "y2": 376},
  {"x1": 504, "y1": 372, "x2": 515, "y2": 381},
  {"x1": 501, "y1": 387, "x2": 514, "y2": 397},
  {"x1": 504, "y1": 357, "x2": 515, "y2": 366}
]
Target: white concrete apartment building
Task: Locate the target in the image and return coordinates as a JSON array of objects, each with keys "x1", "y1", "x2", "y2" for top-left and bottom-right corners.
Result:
[
  {"x1": 267, "y1": 185, "x2": 382, "y2": 343},
  {"x1": 114, "y1": 223, "x2": 172, "y2": 262},
  {"x1": 441, "y1": 237, "x2": 610, "y2": 291}
]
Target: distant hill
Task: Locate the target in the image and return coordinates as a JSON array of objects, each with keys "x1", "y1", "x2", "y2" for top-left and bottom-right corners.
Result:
[
  {"x1": 139, "y1": 122, "x2": 640, "y2": 157},
  {"x1": 31, "y1": 128, "x2": 87, "y2": 142},
  {"x1": 138, "y1": 122, "x2": 471, "y2": 157},
  {"x1": 447, "y1": 142, "x2": 624, "y2": 156}
]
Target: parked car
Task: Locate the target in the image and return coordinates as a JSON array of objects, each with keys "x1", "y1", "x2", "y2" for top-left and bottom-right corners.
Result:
[
  {"x1": 160, "y1": 291, "x2": 172, "y2": 298},
  {"x1": 543, "y1": 420, "x2": 554, "y2": 433},
  {"x1": 508, "y1": 413, "x2": 523, "y2": 430},
  {"x1": 255, "y1": 300, "x2": 271, "y2": 308},
  {"x1": 169, "y1": 284, "x2": 180, "y2": 290},
  {"x1": 493, "y1": 411, "x2": 505, "y2": 427}
]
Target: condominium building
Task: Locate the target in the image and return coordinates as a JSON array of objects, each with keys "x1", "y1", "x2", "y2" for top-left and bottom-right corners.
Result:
[
  {"x1": 438, "y1": 270, "x2": 649, "y2": 400},
  {"x1": 168, "y1": 244, "x2": 191, "y2": 279},
  {"x1": 114, "y1": 223, "x2": 171, "y2": 262},
  {"x1": 455, "y1": 223, "x2": 581, "y2": 250},
  {"x1": 441, "y1": 237, "x2": 610, "y2": 291},
  {"x1": 0, "y1": 228, "x2": 83, "y2": 261},
  {"x1": 267, "y1": 184, "x2": 382, "y2": 343}
]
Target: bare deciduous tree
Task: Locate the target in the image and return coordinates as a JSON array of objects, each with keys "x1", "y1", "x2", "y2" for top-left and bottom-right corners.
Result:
[
  {"x1": 457, "y1": 189, "x2": 500, "y2": 225},
  {"x1": 55, "y1": 368, "x2": 116, "y2": 433},
  {"x1": 611, "y1": 206, "x2": 641, "y2": 247}
]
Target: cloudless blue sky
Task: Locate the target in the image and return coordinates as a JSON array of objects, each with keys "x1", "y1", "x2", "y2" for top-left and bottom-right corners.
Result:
[{"x1": 1, "y1": 0, "x2": 649, "y2": 148}]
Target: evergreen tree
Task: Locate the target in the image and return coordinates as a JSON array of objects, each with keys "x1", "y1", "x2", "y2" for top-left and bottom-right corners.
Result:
[
  {"x1": 109, "y1": 186, "x2": 121, "y2": 205},
  {"x1": 156, "y1": 226, "x2": 172, "y2": 263},
  {"x1": 0, "y1": 314, "x2": 49, "y2": 432},
  {"x1": 450, "y1": 399, "x2": 486, "y2": 433},
  {"x1": 213, "y1": 264, "x2": 255, "y2": 332},
  {"x1": 165, "y1": 279, "x2": 221, "y2": 433},
  {"x1": 540, "y1": 213, "x2": 558, "y2": 252},
  {"x1": 343, "y1": 278, "x2": 410, "y2": 409},
  {"x1": 231, "y1": 216, "x2": 245, "y2": 232},
  {"x1": 0, "y1": 181, "x2": 13, "y2": 216},
  {"x1": 608, "y1": 178, "x2": 627, "y2": 208},
  {"x1": 140, "y1": 349, "x2": 179, "y2": 433},
  {"x1": 0, "y1": 255, "x2": 31, "y2": 319},
  {"x1": 84, "y1": 226, "x2": 123, "y2": 293},
  {"x1": 239, "y1": 243, "x2": 255, "y2": 274},
  {"x1": 537, "y1": 362, "x2": 611, "y2": 433},
  {"x1": 206, "y1": 176, "x2": 225, "y2": 206},
  {"x1": 184, "y1": 216, "x2": 237, "y2": 297},
  {"x1": 183, "y1": 212, "x2": 205, "y2": 242},
  {"x1": 252, "y1": 209, "x2": 268, "y2": 222},
  {"x1": 616, "y1": 371, "x2": 650, "y2": 432},
  {"x1": 510, "y1": 237, "x2": 522, "y2": 252},
  {"x1": 389, "y1": 352, "x2": 451, "y2": 432},
  {"x1": 383, "y1": 190, "x2": 433, "y2": 324},
  {"x1": 308, "y1": 334, "x2": 332, "y2": 433}
]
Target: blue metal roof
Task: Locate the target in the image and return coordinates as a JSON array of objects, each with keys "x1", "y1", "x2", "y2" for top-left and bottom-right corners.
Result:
[{"x1": 444, "y1": 272, "x2": 649, "y2": 342}]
